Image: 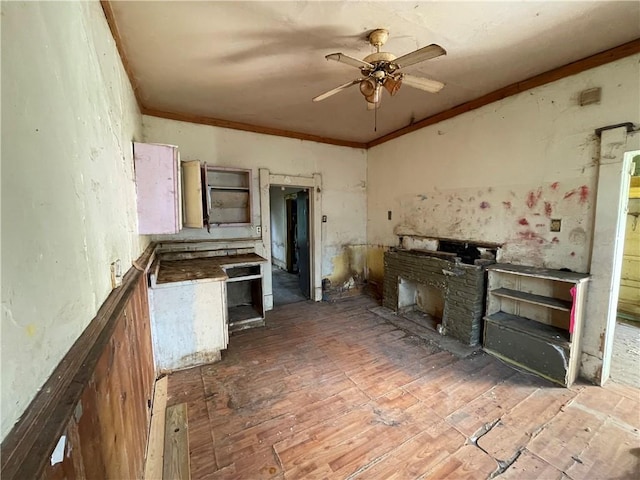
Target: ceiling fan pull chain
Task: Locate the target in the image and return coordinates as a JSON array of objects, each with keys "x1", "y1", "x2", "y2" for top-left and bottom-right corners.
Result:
[{"x1": 374, "y1": 102, "x2": 378, "y2": 132}]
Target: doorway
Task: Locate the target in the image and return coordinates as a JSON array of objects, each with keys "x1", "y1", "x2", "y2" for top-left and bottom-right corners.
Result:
[
  {"x1": 269, "y1": 186, "x2": 310, "y2": 306},
  {"x1": 610, "y1": 153, "x2": 640, "y2": 387}
]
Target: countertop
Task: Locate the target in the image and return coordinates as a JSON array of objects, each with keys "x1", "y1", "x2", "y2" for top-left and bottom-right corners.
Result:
[{"x1": 153, "y1": 253, "x2": 267, "y2": 285}]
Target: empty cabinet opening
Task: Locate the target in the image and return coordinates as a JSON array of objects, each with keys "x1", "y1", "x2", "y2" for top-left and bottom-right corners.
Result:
[{"x1": 227, "y1": 279, "x2": 263, "y2": 323}]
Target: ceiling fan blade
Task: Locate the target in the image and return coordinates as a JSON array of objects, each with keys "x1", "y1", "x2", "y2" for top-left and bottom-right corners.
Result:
[
  {"x1": 325, "y1": 53, "x2": 374, "y2": 70},
  {"x1": 312, "y1": 79, "x2": 362, "y2": 102},
  {"x1": 401, "y1": 74, "x2": 445, "y2": 93},
  {"x1": 393, "y1": 44, "x2": 446, "y2": 69}
]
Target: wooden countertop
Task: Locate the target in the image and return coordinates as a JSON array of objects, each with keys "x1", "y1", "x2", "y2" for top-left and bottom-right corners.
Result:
[{"x1": 155, "y1": 253, "x2": 267, "y2": 285}]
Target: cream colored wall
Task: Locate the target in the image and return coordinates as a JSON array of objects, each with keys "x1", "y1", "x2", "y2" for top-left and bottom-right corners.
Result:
[
  {"x1": 368, "y1": 55, "x2": 640, "y2": 382},
  {"x1": 368, "y1": 55, "x2": 640, "y2": 273},
  {"x1": 1, "y1": 1, "x2": 144, "y2": 440},
  {"x1": 142, "y1": 116, "x2": 368, "y2": 285}
]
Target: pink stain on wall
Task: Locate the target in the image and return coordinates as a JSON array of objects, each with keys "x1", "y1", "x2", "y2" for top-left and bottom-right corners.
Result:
[
  {"x1": 480, "y1": 201, "x2": 490, "y2": 209},
  {"x1": 564, "y1": 189, "x2": 577, "y2": 199},
  {"x1": 579, "y1": 185, "x2": 589, "y2": 204},
  {"x1": 526, "y1": 188, "x2": 542, "y2": 209},
  {"x1": 518, "y1": 231, "x2": 545, "y2": 244},
  {"x1": 551, "y1": 182, "x2": 560, "y2": 190},
  {"x1": 518, "y1": 218, "x2": 529, "y2": 226},
  {"x1": 544, "y1": 202, "x2": 553, "y2": 217}
]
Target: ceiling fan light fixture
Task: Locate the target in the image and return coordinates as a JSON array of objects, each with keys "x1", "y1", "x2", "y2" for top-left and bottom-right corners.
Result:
[
  {"x1": 365, "y1": 85, "x2": 381, "y2": 104},
  {"x1": 359, "y1": 78, "x2": 376, "y2": 97},
  {"x1": 384, "y1": 77, "x2": 402, "y2": 96}
]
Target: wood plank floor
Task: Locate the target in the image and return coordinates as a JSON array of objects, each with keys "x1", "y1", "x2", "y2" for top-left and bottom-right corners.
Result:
[{"x1": 164, "y1": 295, "x2": 640, "y2": 479}]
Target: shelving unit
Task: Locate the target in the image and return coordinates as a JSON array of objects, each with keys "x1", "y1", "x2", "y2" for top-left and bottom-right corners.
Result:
[
  {"x1": 224, "y1": 264, "x2": 265, "y2": 332},
  {"x1": 483, "y1": 264, "x2": 589, "y2": 387},
  {"x1": 206, "y1": 167, "x2": 252, "y2": 226}
]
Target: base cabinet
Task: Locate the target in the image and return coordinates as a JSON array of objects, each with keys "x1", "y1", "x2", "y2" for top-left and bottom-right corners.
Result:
[
  {"x1": 483, "y1": 264, "x2": 589, "y2": 387},
  {"x1": 149, "y1": 279, "x2": 228, "y2": 373}
]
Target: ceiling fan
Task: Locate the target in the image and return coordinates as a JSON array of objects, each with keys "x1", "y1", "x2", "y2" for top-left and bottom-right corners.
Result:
[{"x1": 313, "y1": 29, "x2": 446, "y2": 110}]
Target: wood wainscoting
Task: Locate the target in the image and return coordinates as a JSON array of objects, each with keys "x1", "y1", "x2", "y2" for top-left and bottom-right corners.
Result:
[{"x1": 1, "y1": 246, "x2": 156, "y2": 480}]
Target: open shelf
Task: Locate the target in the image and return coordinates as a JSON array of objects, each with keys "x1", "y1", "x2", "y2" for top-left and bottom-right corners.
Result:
[
  {"x1": 483, "y1": 263, "x2": 589, "y2": 387},
  {"x1": 485, "y1": 311, "x2": 570, "y2": 347},
  {"x1": 490, "y1": 288, "x2": 572, "y2": 311}
]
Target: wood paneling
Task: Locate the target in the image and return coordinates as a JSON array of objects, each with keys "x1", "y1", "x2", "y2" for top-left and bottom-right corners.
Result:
[{"x1": 1, "y1": 245, "x2": 156, "y2": 480}]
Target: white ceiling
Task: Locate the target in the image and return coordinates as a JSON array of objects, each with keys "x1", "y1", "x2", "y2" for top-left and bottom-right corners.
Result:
[{"x1": 108, "y1": 1, "x2": 640, "y2": 144}]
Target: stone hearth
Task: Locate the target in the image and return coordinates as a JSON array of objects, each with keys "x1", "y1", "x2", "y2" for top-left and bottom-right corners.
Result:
[{"x1": 383, "y1": 249, "x2": 490, "y2": 346}]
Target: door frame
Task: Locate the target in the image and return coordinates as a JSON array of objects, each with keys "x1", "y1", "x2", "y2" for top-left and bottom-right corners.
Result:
[
  {"x1": 584, "y1": 125, "x2": 639, "y2": 385},
  {"x1": 259, "y1": 169, "x2": 322, "y2": 308}
]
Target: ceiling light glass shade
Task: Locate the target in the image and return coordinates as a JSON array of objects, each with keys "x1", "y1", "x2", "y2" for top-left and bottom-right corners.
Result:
[
  {"x1": 359, "y1": 79, "x2": 376, "y2": 97},
  {"x1": 384, "y1": 77, "x2": 402, "y2": 96},
  {"x1": 365, "y1": 85, "x2": 381, "y2": 104}
]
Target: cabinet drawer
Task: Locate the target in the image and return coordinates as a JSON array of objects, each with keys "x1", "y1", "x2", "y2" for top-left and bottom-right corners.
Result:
[{"x1": 484, "y1": 320, "x2": 569, "y2": 385}]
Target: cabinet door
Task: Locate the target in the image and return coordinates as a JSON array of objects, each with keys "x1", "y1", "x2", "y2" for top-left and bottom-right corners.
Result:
[
  {"x1": 134, "y1": 142, "x2": 181, "y2": 234},
  {"x1": 181, "y1": 160, "x2": 204, "y2": 228}
]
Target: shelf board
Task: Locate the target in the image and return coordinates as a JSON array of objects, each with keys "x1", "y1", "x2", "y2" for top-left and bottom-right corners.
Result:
[
  {"x1": 491, "y1": 287, "x2": 572, "y2": 311},
  {"x1": 208, "y1": 185, "x2": 250, "y2": 191},
  {"x1": 225, "y1": 274, "x2": 262, "y2": 283},
  {"x1": 487, "y1": 263, "x2": 589, "y2": 283},
  {"x1": 485, "y1": 311, "x2": 571, "y2": 347}
]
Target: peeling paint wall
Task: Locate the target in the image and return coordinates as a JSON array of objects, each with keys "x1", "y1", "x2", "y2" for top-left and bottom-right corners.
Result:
[
  {"x1": 142, "y1": 116, "x2": 368, "y2": 285},
  {"x1": 368, "y1": 55, "x2": 640, "y2": 382},
  {"x1": 1, "y1": 1, "x2": 144, "y2": 440},
  {"x1": 368, "y1": 55, "x2": 640, "y2": 274}
]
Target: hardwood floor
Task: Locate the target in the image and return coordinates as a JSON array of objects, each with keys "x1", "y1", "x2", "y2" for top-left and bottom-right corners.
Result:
[{"x1": 164, "y1": 295, "x2": 640, "y2": 479}]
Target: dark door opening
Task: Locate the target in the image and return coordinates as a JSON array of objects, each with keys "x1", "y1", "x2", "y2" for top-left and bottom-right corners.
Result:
[{"x1": 270, "y1": 186, "x2": 310, "y2": 306}]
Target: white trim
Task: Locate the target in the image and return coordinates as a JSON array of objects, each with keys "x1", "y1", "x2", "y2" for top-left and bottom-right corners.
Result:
[
  {"x1": 583, "y1": 126, "x2": 639, "y2": 385},
  {"x1": 259, "y1": 170, "x2": 323, "y2": 305}
]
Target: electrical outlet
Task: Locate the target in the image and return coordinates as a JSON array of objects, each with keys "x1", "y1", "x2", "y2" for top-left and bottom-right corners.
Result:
[
  {"x1": 110, "y1": 259, "x2": 122, "y2": 288},
  {"x1": 256, "y1": 226, "x2": 262, "y2": 235}
]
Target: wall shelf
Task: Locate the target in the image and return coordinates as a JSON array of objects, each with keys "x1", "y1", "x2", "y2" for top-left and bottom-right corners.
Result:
[
  {"x1": 490, "y1": 288, "x2": 572, "y2": 311},
  {"x1": 483, "y1": 263, "x2": 589, "y2": 387},
  {"x1": 206, "y1": 167, "x2": 252, "y2": 226}
]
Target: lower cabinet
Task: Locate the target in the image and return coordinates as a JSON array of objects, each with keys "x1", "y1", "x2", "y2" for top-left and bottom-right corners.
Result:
[
  {"x1": 483, "y1": 264, "x2": 589, "y2": 387},
  {"x1": 149, "y1": 278, "x2": 228, "y2": 373}
]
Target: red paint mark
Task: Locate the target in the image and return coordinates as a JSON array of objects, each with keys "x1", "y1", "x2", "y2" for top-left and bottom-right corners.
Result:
[
  {"x1": 564, "y1": 189, "x2": 577, "y2": 199},
  {"x1": 526, "y1": 188, "x2": 542, "y2": 209},
  {"x1": 480, "y1": 201, "x2": 490, "y2": 209},
  {"x1": 579, "y1": 185, "x2": 589, "y2": 204},
  {"x1": 551, "y1": 182, "x2": 560, "y2": 190},
  {"x1": 518, "y1": 218, "x2": 529, "y2": 226},
  {"x1": 502, "y1": 201, "x2": 512, "y2": 209},
  {"x1": 518, "y1": 231, "x2": 545, "y2": 244},
  {"x1": 544, "y1": 201, "x2": 552, "y2": 217},
  {"x1": 552, "y1": 237, "x2": 560, "y2": 243},
  {"x1": 570, "y1": 252, "x2": 576, "y2": 257}
]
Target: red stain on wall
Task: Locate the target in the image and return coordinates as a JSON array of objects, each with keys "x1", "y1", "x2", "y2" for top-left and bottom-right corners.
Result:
[
  {"x1": 502, "y1": 201, "x2": 512, "y2": 209},
  {"x1": 518, "y1": 231, "x2": 545, "y2": 244},
  {"x1": 480, "y1": 201, "x2": 490, "y2": 209},
  {"x1": 518, "y1": 218, "x2": 529, "y2": 226},
  {"x1": 579, "y1": 185, "x2": 589, "y2": 204},
  {"x1": 551, "y1": 182, "x2": 560, "y2": 190},
  {"x1": 564, "y1": 189, "x2": 577, "y2": 199},
  {"x1": 544, "y1": 202, "x2": 553, "y2": 217},
  {"x1": 526, "y1": 189, "x2": 542, "y2": 209}
]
